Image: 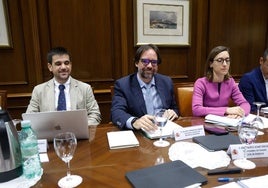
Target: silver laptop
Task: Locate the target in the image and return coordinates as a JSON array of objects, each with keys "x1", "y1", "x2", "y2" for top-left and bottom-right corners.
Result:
[{"x1": 22, "y1": 109, "x2": 89, "y2": 141}]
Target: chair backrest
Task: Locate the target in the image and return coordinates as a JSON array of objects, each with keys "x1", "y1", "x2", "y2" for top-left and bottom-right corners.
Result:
[
  {"x1": 0, "y1": 90, "x2": 7, "y2": 110},
  {"x1": 177, "y1": 87, "x2": 193, "y2": 117},
  {"x1": 176, "y1": 86, "x2": 236, "y2": 117}
]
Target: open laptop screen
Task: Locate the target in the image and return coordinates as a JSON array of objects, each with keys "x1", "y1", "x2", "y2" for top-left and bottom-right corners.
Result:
[{"x1": 22, "y1": 109, "x2": 89, "y2": 142}]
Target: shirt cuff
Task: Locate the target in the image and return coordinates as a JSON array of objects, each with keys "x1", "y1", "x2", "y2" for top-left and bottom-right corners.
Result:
[{"x1": 126, "y1": 117, "x2": 138, "y2": 130}]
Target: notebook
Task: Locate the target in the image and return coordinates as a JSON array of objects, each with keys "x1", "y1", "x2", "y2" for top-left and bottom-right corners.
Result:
[
  {"x1": 126, "y1": 160, "x2": 207, "y2": 188},
  {"x1": 142, "y1": 120, "x2": 182, "y2": 139},
  {"x1": 21, "y1": 109, "x2": 89, "y2": 141},
  {"x1": 192, "y1": 134, "x2": 241, "y2": 151},
  {"x1": 107, "y1": 130, "x2": 139, "y2": 149}
]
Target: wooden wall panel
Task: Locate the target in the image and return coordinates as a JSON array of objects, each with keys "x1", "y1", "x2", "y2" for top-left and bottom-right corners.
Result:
[
  {"x1": 0, "y1": 0, "x2": 28, "y2": 88},
  {"x1": 43, "y1": 0, "x2": 116, "y2": 88},
  {"x1": 1, "y1": 0, "x2": 268, "y2": 123},
  {"x1": 208, "y1": 0, "x2": 268, "y2": 77}
]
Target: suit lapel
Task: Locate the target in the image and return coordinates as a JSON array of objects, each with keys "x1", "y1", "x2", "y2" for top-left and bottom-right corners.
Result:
[
  {"x1": 47, "y1": 80, "x2": 56, "y2": 111},
  {"x1": 69, "y1": 77, "x2": 78, "y2": 110},
  {"x1": 132, "y1": 75, "x2": 147, "y2": 114}
]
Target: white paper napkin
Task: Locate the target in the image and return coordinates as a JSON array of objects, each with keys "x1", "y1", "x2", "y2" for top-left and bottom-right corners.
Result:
[{"x1": 168, "y1": 142, "x2": 231, "y2": 170}]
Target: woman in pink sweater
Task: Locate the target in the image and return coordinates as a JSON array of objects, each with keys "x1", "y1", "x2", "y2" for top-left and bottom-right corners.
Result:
[{"x1": 192, "y1": 46, "x2": 250, "y2": 118}]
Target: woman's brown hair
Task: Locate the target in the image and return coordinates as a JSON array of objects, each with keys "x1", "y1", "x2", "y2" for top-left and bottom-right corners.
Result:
[{"x1": 205, "y1": 46, "x2": 231, "y2": 81}]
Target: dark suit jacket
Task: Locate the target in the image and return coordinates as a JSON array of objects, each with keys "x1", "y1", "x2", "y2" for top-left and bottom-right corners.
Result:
[
  {"x1": 239, "y1": 67, "x2": 268, "y2": 112},
  {"x1": 111, "y1": 73, "x2": 179, "y2": 129}
]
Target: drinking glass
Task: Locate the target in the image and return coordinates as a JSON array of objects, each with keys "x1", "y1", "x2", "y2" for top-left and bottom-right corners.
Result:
[
  {"x1": 252, "y1": 102, "x2": 265, "y2": 135},
  {"x1": 155, "y1": 155, "x2": 165, "y2": 165},
  {"x1": 54, "y1": 132, "x2": 82, "y2": 188},
  {"x1": 233, "y1": 122, "x2": 258, "y2": 170},
  {"x1": 153, "y1": 109, "x2": 170, "y2": 147}
]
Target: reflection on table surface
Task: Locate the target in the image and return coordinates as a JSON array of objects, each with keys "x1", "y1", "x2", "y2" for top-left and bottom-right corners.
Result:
[{"x1": 33, "y1": 117, "x2": 268, "y2": 188}]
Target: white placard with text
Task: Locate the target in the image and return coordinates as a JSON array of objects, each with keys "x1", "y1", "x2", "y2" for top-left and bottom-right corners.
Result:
[
  {"x1": 174, "y1": 125, "x2": 205, "y2": 141},
  {"x1": 228, "y1": 142, "x2": 268, "y2": 160},
  {"x1": 38, "y1": 139, "x2": 48, "y2": 153}
]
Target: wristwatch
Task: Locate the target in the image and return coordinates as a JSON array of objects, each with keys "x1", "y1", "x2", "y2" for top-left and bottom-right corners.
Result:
[{"x1": 131, "y1": 117, "x2": 138, "y2": 130}]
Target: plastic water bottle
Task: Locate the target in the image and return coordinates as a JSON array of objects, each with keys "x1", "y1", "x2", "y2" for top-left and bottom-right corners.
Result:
[{"x1": 19, "y1": 120, "x2": 42, "y2": 179}]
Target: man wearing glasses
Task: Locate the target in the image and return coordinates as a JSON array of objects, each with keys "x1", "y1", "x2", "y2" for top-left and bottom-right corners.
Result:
[
  {"x1": 239, "y1": 48, "x2": 268, "y2": 112},
  {"x1": 111, "y1": 44, "x2": 179, "y2": 131}
]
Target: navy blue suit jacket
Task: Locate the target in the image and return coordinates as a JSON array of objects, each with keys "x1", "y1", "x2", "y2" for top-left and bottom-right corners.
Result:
[
  {"x1": 239, "y1": 67, "x2": 268, "y2": 112},
  {"x1": 111, "y1": 73, "x2": 179, "y2": 129}
]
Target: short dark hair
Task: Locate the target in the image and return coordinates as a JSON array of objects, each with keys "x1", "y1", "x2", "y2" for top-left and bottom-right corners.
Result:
[
  {"x1": 134, "y1": 44, "x2": 162, "y2": 64},
  {"x1": 47, "y1": 47, "x2": 71, "y2": 64},
  {"x1": 205, "y1": 46, "x2": 231, "y2": 81}
]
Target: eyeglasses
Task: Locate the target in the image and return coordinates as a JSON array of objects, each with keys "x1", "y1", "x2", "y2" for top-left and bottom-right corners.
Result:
[
  {"x1": 213, "y1": 58, "x2": 231, "y2": 64},
  {"x1": 139, "y1": 59, "x2": 159, "y2": 66}
]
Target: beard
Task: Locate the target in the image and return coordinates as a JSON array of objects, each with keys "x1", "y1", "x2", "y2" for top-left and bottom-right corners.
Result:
[{"x1": 139, "y1": 68, "x2": 156, "y2": 80}]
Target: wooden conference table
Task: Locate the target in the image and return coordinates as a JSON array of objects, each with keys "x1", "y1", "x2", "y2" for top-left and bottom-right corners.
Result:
[{"x1": 34, "y1": 117, "x2": 268, "y2": 188}]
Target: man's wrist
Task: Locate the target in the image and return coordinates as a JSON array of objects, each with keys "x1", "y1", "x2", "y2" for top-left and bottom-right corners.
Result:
[{"x1": 131, "y1": 117, "x2": 138, "y2": 130}]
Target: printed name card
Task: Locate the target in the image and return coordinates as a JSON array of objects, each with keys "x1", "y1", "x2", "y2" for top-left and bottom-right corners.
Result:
[
  {"x1": 38, "y1": 139, "x2": 48, "y2": 153},
  {"x1": 174, "y1": 125, "x2": 205, "y2": 141},
  {"x1": 228, "y1": 142, "x2": 268, "y2": 160}
]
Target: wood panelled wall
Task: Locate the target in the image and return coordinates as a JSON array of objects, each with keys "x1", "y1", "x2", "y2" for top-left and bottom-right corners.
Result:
[{"x1": 0, "y1": 0, "x2": 268, "y2": 123}]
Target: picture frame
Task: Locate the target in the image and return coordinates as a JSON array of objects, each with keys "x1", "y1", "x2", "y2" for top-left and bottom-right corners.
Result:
[
  {"x1": 0, "y1": 0, "x2": 13, "y2": 48},
  {"x1": 134, "y1": 0, "x2": 191, "y2": 47}
]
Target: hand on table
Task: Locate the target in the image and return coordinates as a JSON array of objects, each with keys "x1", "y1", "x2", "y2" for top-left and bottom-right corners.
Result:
[
  {"x1": 132, "y1": 115, "x2": 158, "y2": 131},
  {"x1": 225, "y1": 106, "x2": 245, "y2": 119}
]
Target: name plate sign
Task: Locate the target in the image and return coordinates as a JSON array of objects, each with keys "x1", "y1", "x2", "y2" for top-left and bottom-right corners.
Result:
[
  {"x1": 228, "y1": 142, "x2": 268, "y2": 160},
  {"x1": 174, "y1": 125, "x2": 205, "y2": 141},
  {"x1": 38, "y1": 139, "x2": 48, "y2": 153}
]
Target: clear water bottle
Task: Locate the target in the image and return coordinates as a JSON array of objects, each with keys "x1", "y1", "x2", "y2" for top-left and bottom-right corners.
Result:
[{"x1": 19, "y1": 120, "x2": 42, "y2": 179}]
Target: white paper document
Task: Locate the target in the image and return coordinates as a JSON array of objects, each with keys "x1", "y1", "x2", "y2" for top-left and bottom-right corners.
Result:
[
  {"x1": 205, "y1": 114, "x2": 268, "y2": 128},
  {"x1": 204, "y1": 114, "x2": 241, "y2": 127},
  {"x1": 142, "y1": 120, "x2": 182, "y2": 139},
  {"x1": 107, "y1": 130, "x2": 139, "y2": 149},
  {"x1": 214, "y1": 174, "x2": 268, "y2": 188},
  {"x1": 243, "y1": 114, "x2": 268, "y2": 128},
  {"x1": 39, "y1": 153, "x2": 49, "y2": 163}
]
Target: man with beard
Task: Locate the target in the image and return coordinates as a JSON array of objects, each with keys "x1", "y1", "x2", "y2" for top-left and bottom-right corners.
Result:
[
  {"x1": 111, "y1": 44, "x2": 179, "y2": 130},
  {"x1": 26, "y1": 47, "x2": 101, "y2": 126}
]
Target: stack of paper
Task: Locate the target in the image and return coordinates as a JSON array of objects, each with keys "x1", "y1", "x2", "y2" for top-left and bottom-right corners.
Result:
[
  {"x1": 205, "y1": 114, "x2": 268, "y2": 128},
  {"x1": 204, "y1": 114, "x2": 241, "y2": 126},
  {"x1": 243, "y1": 114, "x2": 268, "y2": 128},
  {"x1": 107, "y1": 130, "x2": 139, "y2": 149}
]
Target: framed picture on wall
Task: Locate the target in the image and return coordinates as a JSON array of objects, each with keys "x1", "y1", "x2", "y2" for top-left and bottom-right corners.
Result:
[
  {"x1": 0, "y1": 0, "x2": 13, "y2": 48},
  {"x1": 134, "y1": 0, "x2": 191, "y2": 47}
]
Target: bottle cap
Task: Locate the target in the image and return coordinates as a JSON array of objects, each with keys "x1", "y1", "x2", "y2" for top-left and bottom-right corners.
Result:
[{"x1": 21, "y1": 120, "x2": 31, "y2": 128}]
